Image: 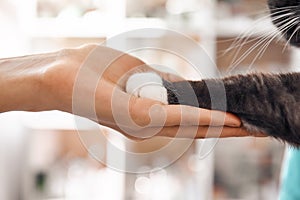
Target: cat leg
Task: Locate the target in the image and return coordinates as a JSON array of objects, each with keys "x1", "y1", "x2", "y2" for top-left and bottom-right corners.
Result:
[{"x1": 126, "y1": 72, "x2": 168, "y2": 104}]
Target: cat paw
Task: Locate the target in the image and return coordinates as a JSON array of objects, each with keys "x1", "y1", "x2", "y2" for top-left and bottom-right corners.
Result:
[{"x1": 126, "y1": 72, "x2": 168, "y2": 104}]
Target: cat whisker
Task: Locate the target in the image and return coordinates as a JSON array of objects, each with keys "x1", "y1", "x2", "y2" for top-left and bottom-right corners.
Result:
[
  {"x1": 232, "y1": 11, "x2": 291, "y2": 38},
  {"x1": 220, "y1": 5, "x2": 299, "y2": 73},
  {"x1": 227, "y1": 18, "x2": 297, "y2": 73},
  {"x1": 283, "y1": 24, "x2": 300, "y2": 52},
  {"x1": 226, "y1": 36, "x2": 273, "y2": 73},
  {"x1": 223, "y1": 11, "x2": 284, "y2": 38},
  {"x1": 227, "y1": 27, "x2": 282, "y2": 71},
  {"x1": 269, "y1": 15, "x2": 300, "y2": 45},
  {"x1": 218, "y1": 29, "x2": 276, "y2": 61},
  {"x1": 213, "y1": 9, "x2": 292, "y2": 47},
  {"x1": 234, "y1": 14, "x2": 297, "y2": 59},
  {"x1": 276, "y1": 16, "x2": 300, "y2": 44},
  {"x1": 226, "y1": 32, "x2": 278, "y2": 73},
  {"x1": 249, "y1": 32, "x2": 289, "y2": 70},
  {"x1": 218, "y1": 28, "x2": 278, "y2": 57},
  {"x1": 240, "y1": 5, "x2": 297, "y2": 18},
  {"x1": 259, "y1": 16, "x2": 298, "y2": 48},
  {"x1": 268, "y1": 5, "x2": 298, "y2": 11},
  {"x1": 259, "y1": 32, "x2": 285, "y2": 58},
  {"x1": 246, "y1": 18, "x2": 300, "y2": 70},
  {"x1": 221, "y1": 10, "x2": 294, "y2": 59}
]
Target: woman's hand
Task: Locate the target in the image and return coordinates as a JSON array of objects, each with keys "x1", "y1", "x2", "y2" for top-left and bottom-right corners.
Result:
[{"x1": 0, "y1": 44, "x2": 264, "y2": 139}]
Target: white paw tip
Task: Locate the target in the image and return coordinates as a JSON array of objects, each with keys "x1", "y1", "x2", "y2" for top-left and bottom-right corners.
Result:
[{"x1": 126, "y1": 72, "x2": 168, "y2": 104}]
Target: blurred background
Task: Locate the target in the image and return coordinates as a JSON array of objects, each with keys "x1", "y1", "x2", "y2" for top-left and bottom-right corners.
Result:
[{"x1": 0, "y1": 0, "x2": 297, "y2": 199}]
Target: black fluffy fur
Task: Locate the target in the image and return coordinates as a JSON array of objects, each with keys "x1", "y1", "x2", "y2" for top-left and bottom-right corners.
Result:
[
  {"x1": 159, "y1": 1, "x2": 300, "y2": 146},
  {"x1": 164, "y1": 73, "x2": 300, "y2": 147}
]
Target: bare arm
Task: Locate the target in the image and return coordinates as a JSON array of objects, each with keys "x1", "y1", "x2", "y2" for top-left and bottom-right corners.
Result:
[{"x1": 0, "y1": 44, "x2": 260, "y2": 139}]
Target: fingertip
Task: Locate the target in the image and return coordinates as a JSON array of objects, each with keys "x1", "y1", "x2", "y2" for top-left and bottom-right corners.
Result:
[{"x1": 224, "y1": 113, "x2": 241, "y2": 127}]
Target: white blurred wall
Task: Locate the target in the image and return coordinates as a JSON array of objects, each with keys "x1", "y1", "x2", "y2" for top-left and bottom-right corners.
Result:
[
  {"x1": 0, "y1": 0, "x2": 30, "y2": 57},
  {"x1": 0, "y1": 1, "x2": 31, "y2": 199}
]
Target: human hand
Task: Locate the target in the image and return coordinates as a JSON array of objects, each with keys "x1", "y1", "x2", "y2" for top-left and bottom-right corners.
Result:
[{"x1": 0, "y1": 44, "x2": 264, "y2": 139}]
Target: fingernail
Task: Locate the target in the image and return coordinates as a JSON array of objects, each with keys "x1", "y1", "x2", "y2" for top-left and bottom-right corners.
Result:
[{"x1": 226, "y1": 115, "x2": 241, "y2": 127}]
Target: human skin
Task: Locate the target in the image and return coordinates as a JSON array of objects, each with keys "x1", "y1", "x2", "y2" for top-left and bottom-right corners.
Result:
[{"x1": 0, "y1": 44, "x2": 264, "y2": 139}]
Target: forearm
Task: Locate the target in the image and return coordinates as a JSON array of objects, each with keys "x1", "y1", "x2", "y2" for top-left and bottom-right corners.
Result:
[{"x1": 0, "y1": 54, "x2": 57, "y2": 112}]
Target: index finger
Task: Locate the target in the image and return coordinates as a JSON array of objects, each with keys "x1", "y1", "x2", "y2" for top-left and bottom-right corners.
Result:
[{"x1": 128, "y1": 95, "x2": 241, "y2": 127}]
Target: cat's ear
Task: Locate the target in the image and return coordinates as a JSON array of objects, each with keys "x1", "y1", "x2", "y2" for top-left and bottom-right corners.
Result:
[{"x1": 126, "y1": 72, "x2": 168, "y2": 104}]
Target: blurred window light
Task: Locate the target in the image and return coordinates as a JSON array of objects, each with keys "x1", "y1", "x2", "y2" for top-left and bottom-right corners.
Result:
[{"x1": 166, "y1": 0, "x2": 200, "y2": 15}]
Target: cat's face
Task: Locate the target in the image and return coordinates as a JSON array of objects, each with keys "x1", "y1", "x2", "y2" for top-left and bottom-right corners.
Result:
[{"x1": 268, "y1": 0, "x2": 300, "y2": 46}]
